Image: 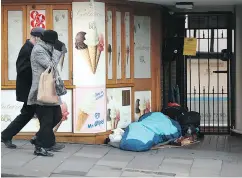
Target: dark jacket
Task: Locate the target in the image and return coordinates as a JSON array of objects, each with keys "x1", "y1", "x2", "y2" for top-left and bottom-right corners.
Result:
[{"x1": 16, "y1": 40, "x2": 34, "y2": 102}]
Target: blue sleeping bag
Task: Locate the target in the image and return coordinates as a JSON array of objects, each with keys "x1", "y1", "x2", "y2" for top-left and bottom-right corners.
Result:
[{"x1": 120, "y1": 112, "x2": 181, "y2": 152}]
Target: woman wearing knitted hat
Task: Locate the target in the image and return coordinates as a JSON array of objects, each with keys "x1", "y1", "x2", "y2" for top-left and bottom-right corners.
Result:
[{"x1": 27, "y1": 30, "x2": 67, "y2": 157}]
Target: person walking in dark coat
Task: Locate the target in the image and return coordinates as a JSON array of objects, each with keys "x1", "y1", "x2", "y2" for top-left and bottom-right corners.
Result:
[{"x1": 1, "y1": 27, "x2": 45, "y2": 149}]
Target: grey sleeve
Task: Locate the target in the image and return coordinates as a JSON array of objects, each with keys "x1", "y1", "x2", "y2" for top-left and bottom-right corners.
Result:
[
  {"x1": 51, "y1": 49, "x2": 63, "y2": 66},
  {"x1": 32, "y1": 49, "x2": 63, "y2": 69}
]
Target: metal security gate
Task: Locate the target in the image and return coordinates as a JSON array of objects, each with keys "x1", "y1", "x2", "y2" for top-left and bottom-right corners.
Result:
[{"x1": 183, "y1": 13, "x2": 233, "y2": 134}]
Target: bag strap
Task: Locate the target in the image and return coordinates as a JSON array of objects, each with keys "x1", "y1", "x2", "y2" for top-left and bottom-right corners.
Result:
[{"x1": 46, "y1": 49, "x2": 62, "y2": 84}]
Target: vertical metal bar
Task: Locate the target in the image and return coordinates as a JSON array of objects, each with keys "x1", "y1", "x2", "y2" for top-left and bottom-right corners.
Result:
[
  {"x1": 203, "y1": 86, "x2": 206, "y2": 133},
  {"x1": 227, "y1": 14, "x2": 233, "y2": 134},
  {"x1": 198, "y1": 17, "x2": 201, "y2": 116},
  {"x1": 222, "y1": 86, "x2": 224, "y2": 132},
  {"x1": 216, "y1": 15, "x2": 220, "y2": 134},
  {"x1": 213, "y1": 86, "x2": 215, "y2": 133},
  {"x1": 207, "y1": 16, "x2": 211, "y2": 133},
  {"x1": 194, "y1": 86, "x2": 196, "y2": 111},
  {"x1": 189, "y1": 56, "x2": 192, "y2": 110}
]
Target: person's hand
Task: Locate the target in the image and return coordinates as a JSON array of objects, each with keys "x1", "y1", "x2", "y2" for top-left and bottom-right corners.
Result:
[
  {"x1": 54, "y1": 40, "x2": 64, "y2": 51},
  {"x1": 62, "y1": 44, "x2": 68, "y2": 54}
]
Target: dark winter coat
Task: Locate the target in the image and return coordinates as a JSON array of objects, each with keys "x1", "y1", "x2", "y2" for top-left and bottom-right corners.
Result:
[{"x1": 16, "y1": 40, "x2": 34, "y2": 102}]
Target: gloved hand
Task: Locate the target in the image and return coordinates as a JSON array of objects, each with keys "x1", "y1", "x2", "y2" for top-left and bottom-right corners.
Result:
[{"x1": 54, "y1": 40, "x2": 64, "y2": 51}]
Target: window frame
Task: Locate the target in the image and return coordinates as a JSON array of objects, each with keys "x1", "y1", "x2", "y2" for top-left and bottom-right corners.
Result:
[
  {"x1": 1, "y1": 4, "x2": 73, "y2": 88},
  {"x1": 106, "y1": 5, "x2": 134, "y2": 87},
  {"x1": 2, "y1": 5, "x2": 27, "y2": 86}
]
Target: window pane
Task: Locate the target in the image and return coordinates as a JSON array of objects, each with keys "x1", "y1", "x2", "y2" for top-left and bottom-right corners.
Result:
[
  {"x1": 214, "y1": 39, "x2": 227, "y2": 52},
  {"x1": 116, "y1": 11, "x2": 122, "y2": 79},
  {"x1": 53, "y1": 10, "x2": 69, "y2": 80},
  {"x1": 125, "y1": 12, "x2": 131, "y2": 79},
  {"x1": 8, "y1": 11, "x2": 23, "y2": 80},
  {"x1": 134, "y1": 16, "x2": 151, "y2": 78},
  {"x1": 107, "y1": 10, "x2": 113, "y2": 80},
  {"x1": 214, "y1": 29, "x2": 227, "y2": 38}
]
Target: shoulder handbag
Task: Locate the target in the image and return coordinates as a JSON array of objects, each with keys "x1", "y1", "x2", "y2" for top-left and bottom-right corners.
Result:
[
  {"x1": 37, "y1": 66, "x2": 59, "y2": 104},
  {"x1": 51, "y1": 60, "x2": 67, "y2": 96},
  {"x1": 48, "y1": 50, "x2": 67, "y2": 96}
]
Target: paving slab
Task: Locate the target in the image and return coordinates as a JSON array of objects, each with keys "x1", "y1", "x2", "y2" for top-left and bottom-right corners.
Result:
[
  {"x1": 53, "y1": 156, "x2": 98, "y2": 175},
  {"x1": 86, "y1": 165, "x2": 122, "y2": 177},
  {"x1": 74, "y1": 145, "x2": 111, "y2": 159},
  {"x1": 1, "y1": 149, "x2": 36, "y2": 168},
  {"x1": 189, "y1": 158, "x2": 222, "y2": 176},
  {"x1": 220, "y1": 161, "x2": 242, "y2": 177},
  {"x1": 1, "y1": 167, "x2": 51, "y2": 177},
  {"x1": 21, "y1": 148, "x2": 76, "y2": 174},
  {"x1": 50, "y1": 173, "x2": 81, "y2": 177},
  {"x1": 59, "y1": 143, "x2": 83, "y2": 154},
  {"x1": 121, "y1": 170, "x2": 175, "y2": 177},
  {"x1": 159, "y1": 157, "x2": 193, "y2": 175},
  {"x1": 96, "y1": 153, "x2": 134, "y2": 168},
  {"x1": 127, "y1": 155, "x2": 164, "y2": 171},
  {"x1": 189, "y1": 168, "x2": 220, "y2": 177},
  {"x1": 1, "y1": 146, "x2": 17, "y2": 157},
  {"x1": 192, "y1": 158, "x2": 222, "y2": 171}
]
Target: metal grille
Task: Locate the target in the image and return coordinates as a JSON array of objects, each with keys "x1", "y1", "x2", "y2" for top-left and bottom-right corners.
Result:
[{"x1": 184, "y1": 13, "x2": 233, "y2": 134}]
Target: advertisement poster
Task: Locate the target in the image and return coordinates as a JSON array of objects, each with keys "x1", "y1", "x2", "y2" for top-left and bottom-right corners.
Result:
[
  {"x1": 134, "y1": 91, "x2": 151, "y2": 121},
  {"x1": 1, "y1": 90, "x2": 73, "y2": 132},
  {"x1": 30, "y1": 10, "x2": 46, "y2": 31},
  {"x1": 72, "y1": 2, "x2": 106, "y2": 87},
  {"x1": 107, "y1": 88, "x2": 132, "y2": 130},
  {"x1": 134, "y1": 16, "x2": 151, "y2": 79},
  {"x1": 74, "y1": 87, "x2": 106, "y2": 133}
]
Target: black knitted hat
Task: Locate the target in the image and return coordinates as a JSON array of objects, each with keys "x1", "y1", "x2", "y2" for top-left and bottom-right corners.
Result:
[
  {"x1": 40, "y1": 30, "x2": 58, "y2": 44},
  {"x1": 30, "y1": 27, "x2": 45, "y2": 37}
]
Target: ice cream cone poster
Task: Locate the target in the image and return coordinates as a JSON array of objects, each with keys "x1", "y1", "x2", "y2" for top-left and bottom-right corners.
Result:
[
  {"x1": 72, "y1": 2, "x2": 106, "y2": 87},
  {"x1": 134, "y1": 91, "x2": 151, "y2": 121},
  {"x1": 1, "y1": 90, "x2": 73, "y2": 132},
  {"x1": 107, "y1": 88, "x2": 132, "y2": 130},
  {"x1": 74, "y1": 87, "x2": 106, "y2": 133}
]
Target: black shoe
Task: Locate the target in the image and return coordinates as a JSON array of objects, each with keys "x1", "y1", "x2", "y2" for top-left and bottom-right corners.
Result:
[
  {"x1": 1, "y1": 138, "x2": 17, "y2": 149},
  {"x1": 34, "y1": 147, "x2": 54, "y2": 157},
  {"x1": 45, "y1": 143, "x2": 65, "y2": 152},
  {"x1": 30, "y1": 136, "x2": 37, "y2": 145}
]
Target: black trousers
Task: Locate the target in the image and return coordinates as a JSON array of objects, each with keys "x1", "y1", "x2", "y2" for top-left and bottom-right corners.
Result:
[
  {"x1": 35, "y1": 105, "x2": 62, "y2": 148},
  {"x1": 2, "y1": 103, "x2": 36, "y2": 140}
]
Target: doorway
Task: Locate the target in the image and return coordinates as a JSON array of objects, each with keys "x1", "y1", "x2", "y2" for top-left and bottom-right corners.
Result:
[{"x1": 179, "y1": 13, "x2": 234, "y2": 134}]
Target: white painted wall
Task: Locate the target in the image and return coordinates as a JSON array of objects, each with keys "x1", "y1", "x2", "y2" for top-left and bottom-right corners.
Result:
[{"x1": 235, "y1": 5, "x2": 242, "y2": 132}]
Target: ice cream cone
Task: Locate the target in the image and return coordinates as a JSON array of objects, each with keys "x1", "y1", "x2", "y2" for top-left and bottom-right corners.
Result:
[
  {"x1": 94, "y1": 50, "x2": 101, "y2": 73},
  {"x1": 76, "y1": 110, "x2": 89, "y2": 132},
  {"x1": 80, "y1": 48, "x2": 92, "y2": 72},
  {"x1": 140, "y1": 110, "x2": 144, "y2": 116},
  {"x1": 108, "y1": 44, "x2": 112, "y2": 65},
  {"x1": 114, "y1": 119, "x2": 119, "y2": 129},
  {"x1": 111, "y1": 117, "x2": 115, "y2": 130},
  {"x1": 88, "y1": 45, "x2": 97, "y2": 74}
]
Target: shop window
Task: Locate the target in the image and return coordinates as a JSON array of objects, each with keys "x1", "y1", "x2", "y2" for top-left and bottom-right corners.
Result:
[
  {"x1": 106, "y1": 6, "x2": 134, "y2": 86},
  {"x1": 1, "y1": 4, "x2": 73, "y2": 88}
]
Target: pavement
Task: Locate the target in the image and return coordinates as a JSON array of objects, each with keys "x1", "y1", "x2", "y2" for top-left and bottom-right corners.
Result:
[{"x1": 1, "y1": 140, "x2": 242, "y2": 177}]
